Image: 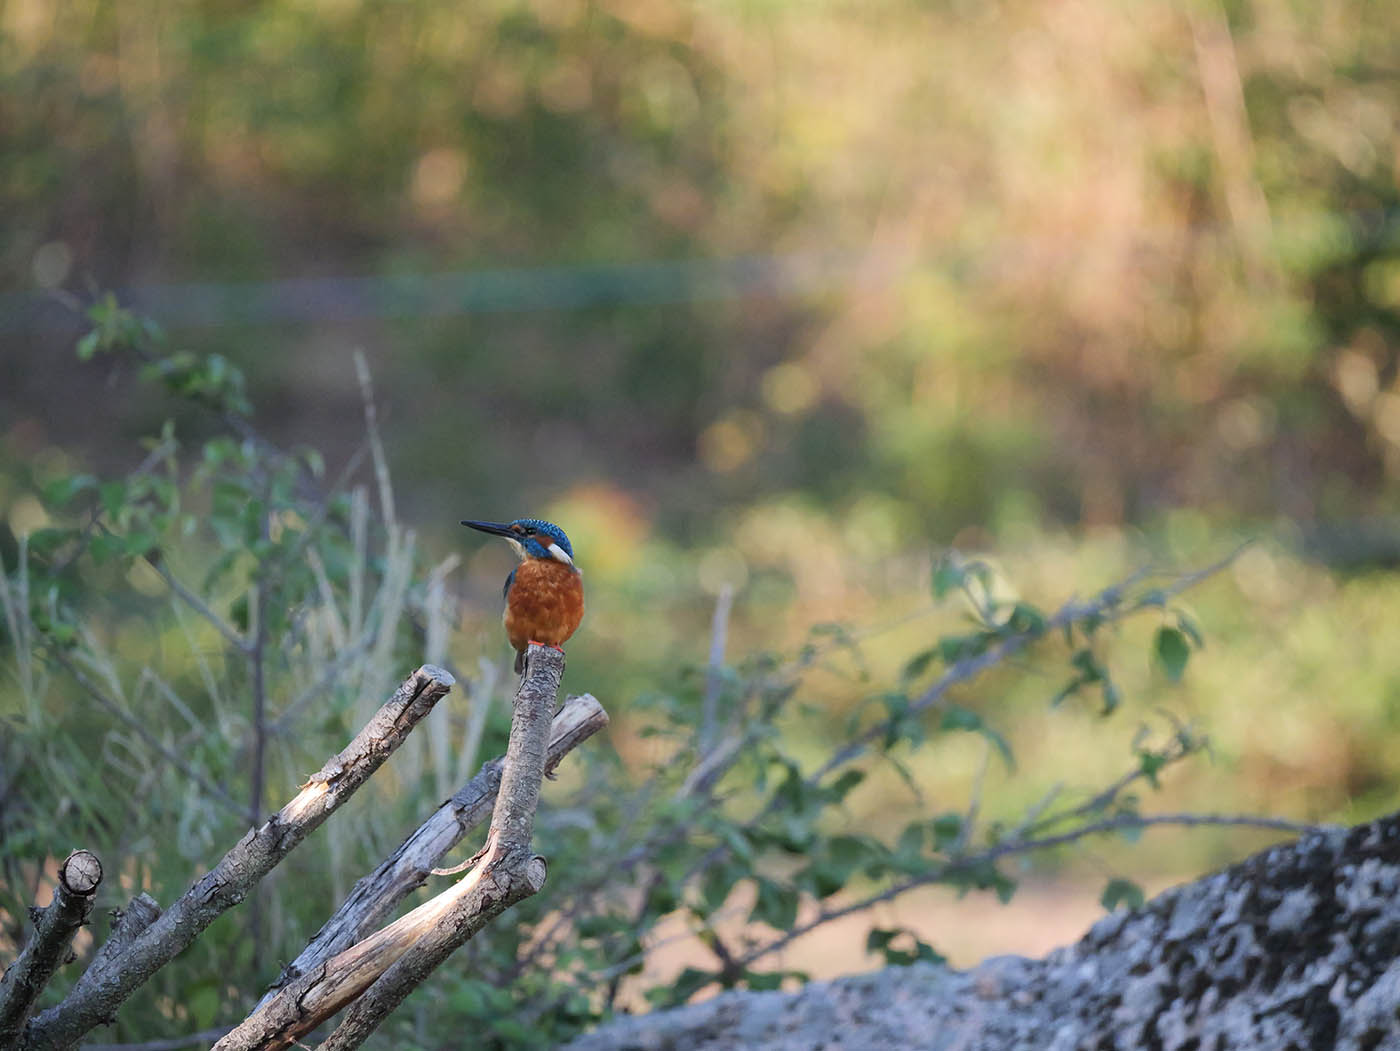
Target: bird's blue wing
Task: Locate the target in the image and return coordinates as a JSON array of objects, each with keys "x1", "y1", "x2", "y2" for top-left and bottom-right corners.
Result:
[{"x1": 502, "y1": 566, "x2": 516, "y2": 602}]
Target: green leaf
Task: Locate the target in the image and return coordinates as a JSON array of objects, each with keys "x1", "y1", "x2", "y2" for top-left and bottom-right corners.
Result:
[
  {"x1": 1099, "y1": 676, "x2": 1121, "y2": 716},
  {"x1": 1100, "y1": 877, "x2": 1145, "y2": 911},
  {"x1": 716, "y1": 821, "x2": 754, "y2": 863},
  {"x1": 645, "y1": 877, "x2": 679, "y2": 916},
  {"x1": 901, "y1": 646, "x2": 939, "y2": 681},
  {"x1": 930, "y1": 813, "x2": 963, "y2": 848},
  {"x1": 41, "y1": 474, "x2": 97, "y2": 509},
  {"x1": 1052, "y1": 648, "x2": 1108, "y2": 708},
  {"x1": 939, "y1": 706, "x2": 1013, "y2": 766},
  {"x1": 938, "y1": 632, "x2": 991, "y2": 663},
  {"x1": 866, "y1": 927, "x2": 898, "y2": 952},
  {"x1": 865, "y1": 926, "x2": 946, "y2": 967},
  {"x1": 1137, "y1": 749, "x2": 1167, "y2": 788},
  {"x1": 879, "y1": 690, "x2": 912, "y2": 749},
  {"x1": 99, "y1": 480, "x2": 128, "y2": 519},
  {"x1": 701, "y1": 864, "x2": 734, "y2": 912},
  {"x1": 1070, "y1": 648, "x2": 1103, "y2": 682},
  {"x1": 828, "y1": 834, "x2": 872, "y2": 867},
  {"x1": 123, "y1": 531, "x2": 158, "y2": 560},
  {"x1": 230, "y1": 593, "x2": 250, "y2": 632},
  {"x1": 670, "y1": 966, "x2": 718, "y2": 1004},
  {"x1": 744, "y1": 969, "x2": 785, "y2": 991},
  {"x1": 1154, "y1": 626, "x2": 1191, "y2": 683},
  {"x1": 896, "y1": 822, "x2": 925, "y2": 860},
  {"x1": 806, "y1": 858, "x2": 845, "y2": 899},
  {"x1": 89, "y1": 532, "x2": 126, "y2": 564},
  {"x1": 826, "y1": 768, "x2": 865, "y2": 802},
  {"x1": 751, "y1": 877, "x2": 799, "y2": 930}
]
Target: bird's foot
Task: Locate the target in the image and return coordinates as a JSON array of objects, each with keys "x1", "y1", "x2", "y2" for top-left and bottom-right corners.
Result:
[{"x1": 529, "y1": 639, "x2": 567, "y2": 655}]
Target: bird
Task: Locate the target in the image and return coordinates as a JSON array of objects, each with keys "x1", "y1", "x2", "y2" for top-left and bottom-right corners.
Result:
[{"x1": 461, "y1": 517, "x2": 584, "y2": 673}]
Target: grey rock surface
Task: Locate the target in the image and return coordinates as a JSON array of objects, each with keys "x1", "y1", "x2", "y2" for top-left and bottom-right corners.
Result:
[{"x1": 561, "y1": 814, "x2": 1400, "y2": 1050}]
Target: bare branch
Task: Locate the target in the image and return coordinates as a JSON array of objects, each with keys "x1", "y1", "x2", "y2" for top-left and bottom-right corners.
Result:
[
  {"x1": 258, "y1": 693, "x2": 608, "y2": 1004},
  {"x1": 0, "y1": 851, "x2": 103, "y2": 1046},
  {"x1": 85, "y1": 894, "x2": 161, "y2": 982},
  {"x1": 19, "y1": 666, "x2": 455, "y2": 1051},
  {"x1": 215, "y1": 646, "x2": 567, "y2": 1051},
  {"x1": 316, "y1": 646, "x2": 563, "y2": 1050}
]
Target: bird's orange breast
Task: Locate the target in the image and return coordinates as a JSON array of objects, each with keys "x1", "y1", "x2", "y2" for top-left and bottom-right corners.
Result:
[{"x1": 504, "y1": 558, "x2": 585, "y2": 652}]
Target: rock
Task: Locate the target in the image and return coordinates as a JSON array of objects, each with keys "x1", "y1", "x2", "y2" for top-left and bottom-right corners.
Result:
[{"x1": 562, "y1": 813, "x2": 1400, "y2": 1050}]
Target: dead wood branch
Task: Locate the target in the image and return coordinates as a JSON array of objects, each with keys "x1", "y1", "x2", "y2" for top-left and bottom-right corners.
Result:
[
  {"x1": 0, "y1": 850, "x2": 102, "y2": 1046},
  {"x1": 215, "y1": 645, "x2": 568, "y2": 1051},
  {"x1": 260, "y1": 692, "x2": 608, "y2": 1005},
  {"x1": 18, "y1": 665, "x2": 454, "y2": 1051},
  {"x1": 83, "y1": 894, "x2": 161, "y2": 988}
]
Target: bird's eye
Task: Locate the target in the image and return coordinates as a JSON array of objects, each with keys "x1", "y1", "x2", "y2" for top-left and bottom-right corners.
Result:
[{"x1": 523, "y1": 526, "x2": 536, "y2": 535}]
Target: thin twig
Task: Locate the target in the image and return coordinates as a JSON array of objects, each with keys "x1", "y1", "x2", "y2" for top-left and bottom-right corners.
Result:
[
  {"x1": 731, "y1": 810, "x2": 1317, "y2": 972},
  {"x1": 954, "y1": 742, "x2": 991, "y2": 854},
  {"x1": 144, "y1": 555, "x2": 250, "y2": 653},
  {"x1": 811, "y1": 551, "x2": 1241, "y2": 785}
]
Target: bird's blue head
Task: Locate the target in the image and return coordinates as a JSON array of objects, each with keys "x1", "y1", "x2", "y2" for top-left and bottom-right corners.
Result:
[{"x1": 461, "y1": 517, "x2": 576, "y2": 565}]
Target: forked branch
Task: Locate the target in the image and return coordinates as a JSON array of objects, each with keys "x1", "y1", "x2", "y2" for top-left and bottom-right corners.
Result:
[
  {"x1": 19, "y1": 665, "x2": 455, "y2": 1051},
  {"x1": 260, "y1": 691, "x2": 609, "y2": 1004},
  {"x1": 215, "y1": 644, "x2": 569, "y2": 1050}
]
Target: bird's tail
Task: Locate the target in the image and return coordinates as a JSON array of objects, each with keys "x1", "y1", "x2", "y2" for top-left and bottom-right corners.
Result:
[{"x1": 514, "y1": 648, "x2": 526, "y2": 675}]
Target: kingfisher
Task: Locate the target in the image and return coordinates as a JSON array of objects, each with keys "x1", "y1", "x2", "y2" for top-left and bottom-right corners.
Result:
[{"x1": 461, "y1": 517, "x2": 584, "y2": 673}]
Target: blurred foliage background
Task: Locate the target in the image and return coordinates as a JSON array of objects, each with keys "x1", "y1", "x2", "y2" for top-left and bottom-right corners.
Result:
[{"x1": 3, "y1": 0, "x2": 1400, "y2": 1044}]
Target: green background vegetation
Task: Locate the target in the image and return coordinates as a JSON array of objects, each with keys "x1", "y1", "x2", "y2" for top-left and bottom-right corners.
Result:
[{"x1": 3, "y1": 0, "x2": 1400, "y2": 1045}]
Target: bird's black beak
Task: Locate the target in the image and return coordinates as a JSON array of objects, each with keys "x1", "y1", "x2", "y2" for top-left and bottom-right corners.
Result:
[{"x1": 461, "y1": 519, "x2": 515, "y2": 538}]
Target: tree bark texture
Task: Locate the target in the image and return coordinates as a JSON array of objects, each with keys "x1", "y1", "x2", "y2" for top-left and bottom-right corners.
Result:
[
  {"x1": 0, "y1": 851, "x2": 102, "y2": 1047},
  {"x1": 215, "y1": 644, "x2": 567, "y2": 1051},
  {"x1": 19, "y1": 665, "x2": 454, "y2": 1051},
  {"x1": 260, "y1": 692, "x2": 607, "y2": 1006},
  {"x1": 83, "y1": 893, "x2": 161, "y2": 985},
  {"x1": 562, "y1": 813, "x2": 1400, "y2": 1051}
]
